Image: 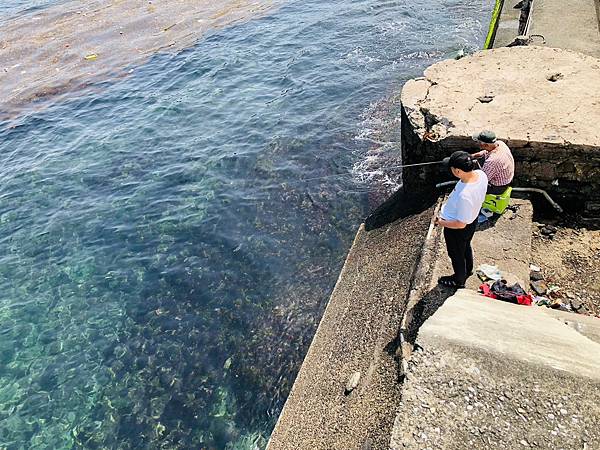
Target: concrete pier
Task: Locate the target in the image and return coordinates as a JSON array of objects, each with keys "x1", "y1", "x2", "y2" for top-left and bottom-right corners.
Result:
[
  {"x1": 493, "y1": 0, "x2": 600, "y2": 57},
  {"x1": 528, "y1": 0, "x2": 600, "y2": 58},
  {"x1": 267, "y1": 210, "x2": 434, "y2": 450}
]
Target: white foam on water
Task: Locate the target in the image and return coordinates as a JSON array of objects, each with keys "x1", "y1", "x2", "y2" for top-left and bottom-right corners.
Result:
[{"x1": 350, "y1": 99, "x2": 403, "y2": 195}]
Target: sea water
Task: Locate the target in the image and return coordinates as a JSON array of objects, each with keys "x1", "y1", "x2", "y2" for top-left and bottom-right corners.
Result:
[{"x1": 0, "y1": 0, "x2": 492, "y2": 448}]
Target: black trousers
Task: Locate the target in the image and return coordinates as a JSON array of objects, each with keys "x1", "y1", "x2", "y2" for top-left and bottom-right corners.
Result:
[{"x1": 444, "y1": 219, "x2": 477, "y2": 285}]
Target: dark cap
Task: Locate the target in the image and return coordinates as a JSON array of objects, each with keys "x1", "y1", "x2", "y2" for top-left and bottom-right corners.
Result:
[
  {"x1": 448, "y1": 151, "x2": 475, "y2": 172},
  {"x1": 472, "y1": 130, "x2": 497, "y2": 144}
]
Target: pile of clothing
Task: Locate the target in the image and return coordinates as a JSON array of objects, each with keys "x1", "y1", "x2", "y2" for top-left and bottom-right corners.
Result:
[{"x1": 476, "y1": 264, "x2": 533, "y2": 306}]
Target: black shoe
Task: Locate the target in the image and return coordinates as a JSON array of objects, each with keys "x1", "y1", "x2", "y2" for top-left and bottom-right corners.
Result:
[{"x1": 438, "y1": 275, "x2": 465, "y2": 289}]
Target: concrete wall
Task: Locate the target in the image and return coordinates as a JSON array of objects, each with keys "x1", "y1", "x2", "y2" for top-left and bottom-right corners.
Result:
[{"x1": 401, "y1": 117, "x2": 600, "y2": 214}]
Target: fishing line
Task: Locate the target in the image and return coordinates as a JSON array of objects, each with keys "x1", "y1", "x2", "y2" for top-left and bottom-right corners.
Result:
[{"x1": 260, "y1": 159, "x2": 446, "y2": 189}]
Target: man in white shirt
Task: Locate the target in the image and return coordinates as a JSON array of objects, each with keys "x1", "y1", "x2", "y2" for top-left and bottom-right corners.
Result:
[{"x1": 435, "y1": 151, "x2": 488, "y2": 288}]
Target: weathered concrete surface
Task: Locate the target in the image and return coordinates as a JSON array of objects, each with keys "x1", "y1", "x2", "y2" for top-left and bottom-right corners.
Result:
[
  {"x1": 0, "y1": 0, "x2": 273, "y2": 116},
  {"x1": 420, "y1": 290, "x2": 600, "y2": 379},
  {"x1": 400, "y1": 46, "x2": 600, "y2": 213},
  {"x1": 433, "y1": 199, "x2": 533, "y2": 290},
  {"x1": 545, "y1": 307, "x2": 600, "y2": 345},
  {"x1": 493, "y1": 0, "x2": 522, "y2": 47},
  {"x1": 401, "y1": 46, "x2": 600, "y2": 148},
  {"x1": 267, "y1": 209, "x2": 434, "y2": 450},
  {"x1": 391, "y1": 290, "x2": 600, "y2": 449},
  {"x1": 529, "y1": 0, "x2": 600, "y2": 58}
]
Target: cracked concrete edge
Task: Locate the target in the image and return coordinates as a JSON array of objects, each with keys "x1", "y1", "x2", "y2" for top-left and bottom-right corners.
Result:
[
  {"x1": 401, "y1": 72, "x2": 457, "y2": 142},
  {"x1": 398, "y1": 198, "x2": 443, "y2": 378},
  {"x1": 401, "y1": 77, "x2": 451, "y2": 141},
  {"x1": 400, "y1": 77, "x2": 440, "y2": 140},
  {"x1": 543, "y1": 307, "x2": 600, "y2": 345}
]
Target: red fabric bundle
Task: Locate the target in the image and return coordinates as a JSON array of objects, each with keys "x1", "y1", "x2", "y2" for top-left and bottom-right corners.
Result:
[{"x1": 479, "y1": 282, "x2": 532, "y2": 306}]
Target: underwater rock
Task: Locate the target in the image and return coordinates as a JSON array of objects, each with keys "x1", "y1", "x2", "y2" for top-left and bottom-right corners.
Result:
[
  {"x1": 135, "y1": 355, "x2": 149, "y2": 370},
  {"x1": 38, "y1": 364, "x2": 60, "y2": 391}
]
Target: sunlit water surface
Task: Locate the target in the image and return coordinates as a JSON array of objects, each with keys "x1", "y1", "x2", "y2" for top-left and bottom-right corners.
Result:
[{"x1": 0, "y1": 0, "x2": 491, "y2": 448}]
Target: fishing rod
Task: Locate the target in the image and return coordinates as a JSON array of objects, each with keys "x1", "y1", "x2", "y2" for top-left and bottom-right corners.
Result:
[
  {"x1": 240, "y1": 158, "x2": 451, "y2": 198},
  {"x1": 293, "y1": 159, "x2": 448, "y2": 184},
  {"x1": 388, "y1": 159, "x2": 448, "y2": 169}
]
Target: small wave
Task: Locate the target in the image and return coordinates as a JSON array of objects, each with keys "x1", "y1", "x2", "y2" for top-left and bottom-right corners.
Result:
[
  {"x1": 350, "y1": 97, "x2": 403, "y2": 195},
  {"x1": 351, "y1": 152, "x2": 403, "y2": 191},
  {"x1": 342, "y1": 47, "x2": 383, "y2": 67}
]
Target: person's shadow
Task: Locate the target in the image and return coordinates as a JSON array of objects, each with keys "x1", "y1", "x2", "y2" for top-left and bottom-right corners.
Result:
[
  {"x1": 404, "y1": 285, "x2": 456, "y2": 346},
  {"x1": 476, "y1": 213, "x2": 500, "y2": 231}
]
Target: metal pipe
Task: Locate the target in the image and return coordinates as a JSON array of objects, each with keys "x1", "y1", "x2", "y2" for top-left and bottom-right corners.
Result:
[
  {"x1": 435, "y1": 181, "x2": 457, "y2": 188},
  {"x1": 484, "y1": 0, "x2": 504, "y2": 49},
  {"x1": 524, "y1": 0, "x2": 534, "y2": 35},
  {"x1": 512, "y1": 187, "x2": 563, "y2": 213}
]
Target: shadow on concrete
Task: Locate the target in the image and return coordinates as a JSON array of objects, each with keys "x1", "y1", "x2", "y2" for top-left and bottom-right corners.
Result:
[
  {"x1": 364, "y1": 186, "x2": 438, "y2": 231},
  {"x1": 382, "y1": 286, "x2": 456, "y2": 383},
  {"x1": 405, "y1": 286, "x2": 456, "y2": 345},
  {"x1": 475, "y1": 203, "x2": 525, "y2": 232},
  {"x1": 383, "y1": 334, "x2": 405, "y2": 384}
]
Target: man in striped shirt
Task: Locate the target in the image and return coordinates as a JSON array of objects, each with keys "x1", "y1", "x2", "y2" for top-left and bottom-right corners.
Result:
[{"x1": 471, "y1": 130, "x2": 515, "y2": 194}]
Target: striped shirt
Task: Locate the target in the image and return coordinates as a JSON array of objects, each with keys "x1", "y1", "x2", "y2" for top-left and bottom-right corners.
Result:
[{"x1": 482, "y1": 140, "x2": 514, "y2": 187}]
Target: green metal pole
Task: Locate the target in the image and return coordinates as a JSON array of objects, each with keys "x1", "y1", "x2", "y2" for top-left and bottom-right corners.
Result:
[{"x1": 484, "y1": 0, "x2": 504, "y2": 49}]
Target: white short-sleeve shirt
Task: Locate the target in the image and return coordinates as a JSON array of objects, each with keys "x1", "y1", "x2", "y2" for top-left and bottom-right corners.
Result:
[{"x1": 440, "y1": 170, "x2": 488, "y2": 224}]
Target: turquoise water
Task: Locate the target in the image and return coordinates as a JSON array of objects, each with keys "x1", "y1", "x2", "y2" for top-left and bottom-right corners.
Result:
[{"x1": 0, "y1": 0, "x2": 492, "y2": 448}]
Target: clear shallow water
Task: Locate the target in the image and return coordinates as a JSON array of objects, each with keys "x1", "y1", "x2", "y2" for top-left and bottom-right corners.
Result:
[{"x1": 0, "y1": 0, "x2": 491, "y2": 448}]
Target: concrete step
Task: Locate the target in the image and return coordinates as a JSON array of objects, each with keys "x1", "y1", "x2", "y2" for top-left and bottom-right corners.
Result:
[
  {"x1": 391, "y1": 289, "x2": 600, "y2": 449},
  {"x1": 421, "y1": 289, "x2": 600, "y2": 379}
]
